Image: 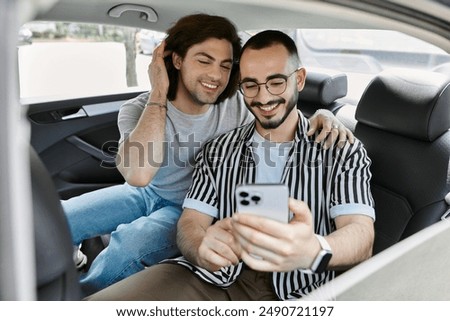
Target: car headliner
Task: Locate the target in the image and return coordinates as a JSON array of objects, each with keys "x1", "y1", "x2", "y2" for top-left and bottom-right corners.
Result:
[{"x1": 27, "y1": 0, "x2": 450, "y2": 52}]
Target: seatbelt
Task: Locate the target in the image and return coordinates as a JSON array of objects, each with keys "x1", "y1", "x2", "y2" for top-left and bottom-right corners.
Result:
[
  {"x1": 442, "y1": 192, "x2": 450, "y2": 221},
  {"x1": 443, "y1": 158, "x2": 450, "y2": 220}
]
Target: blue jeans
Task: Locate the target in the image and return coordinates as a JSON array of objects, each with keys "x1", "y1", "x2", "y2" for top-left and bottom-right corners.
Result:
[{"x1": 62, "y1": 183, "x2": 182, "y2": 296}]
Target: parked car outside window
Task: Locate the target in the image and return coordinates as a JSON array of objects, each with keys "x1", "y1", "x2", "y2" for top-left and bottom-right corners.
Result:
[{"x1": 135, "y1": 29, "x2": 166, "y2": 55}]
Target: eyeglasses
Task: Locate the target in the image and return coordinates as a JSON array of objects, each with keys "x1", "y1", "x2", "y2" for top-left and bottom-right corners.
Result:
[{"x1": 239, "y1": 68, "x2": 299, "y2": 98}]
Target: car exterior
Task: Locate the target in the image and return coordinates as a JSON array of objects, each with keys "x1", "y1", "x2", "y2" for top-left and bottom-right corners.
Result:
[
  {"x1": 1, "y1": 0, "x2": 449, "y2": 308},
  {"x1": 22, "y1": 21, "x2": 57, "y2": 38},
  {"x1": 17, "y1": 26, "x2": 32, "y2": 45},
  {"x1": 136, "y1": 29, "x2": 166, "y2": 55}
]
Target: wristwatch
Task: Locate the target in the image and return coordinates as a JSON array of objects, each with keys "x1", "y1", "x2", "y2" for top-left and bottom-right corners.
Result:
[{"x1": 303, "y1": 234, "x2": 333, "y2": 274}]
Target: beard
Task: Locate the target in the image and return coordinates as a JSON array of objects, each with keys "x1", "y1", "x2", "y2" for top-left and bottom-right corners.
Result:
[{"x1": 246, "y1": 92, "x2": 298, "y2": 129}]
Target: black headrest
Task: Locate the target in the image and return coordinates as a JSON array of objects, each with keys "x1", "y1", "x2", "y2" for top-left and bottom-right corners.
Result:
[
  {"x1": 298, "y1": 71, "x2": 347, "y2": 105},
  {"x1": 356, "y1": 68, "x2": 450, "y2": 142}
]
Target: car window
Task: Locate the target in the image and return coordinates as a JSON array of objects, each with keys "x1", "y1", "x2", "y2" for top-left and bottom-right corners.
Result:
[
  {"x1": 17, "y1": 21, "x2": 165, "y2": 102},
  {"x1": 18, "y1": 23, "x2": 450, "y2": 104},
  {"x1": 243, "y1": 29, "x2": 450, "y2": 104}
]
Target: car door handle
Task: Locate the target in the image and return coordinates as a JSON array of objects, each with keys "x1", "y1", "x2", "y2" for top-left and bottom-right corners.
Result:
[
  {"x1": 28, "y1": 107, "x2": 87, "y2": 124},
  {"x1": 61, "y1": 108, "x2": 87, "y2": 120},
  {"x1": 67, "y1": 135, "x2": 116, "y2": 166}
]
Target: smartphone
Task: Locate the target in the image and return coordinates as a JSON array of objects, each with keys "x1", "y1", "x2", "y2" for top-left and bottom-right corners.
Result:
[{"x1": 235, "y1": 183, "x2": 290, "y2": 223}]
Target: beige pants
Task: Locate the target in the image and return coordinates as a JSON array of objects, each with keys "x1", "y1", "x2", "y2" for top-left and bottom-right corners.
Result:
[{"x1": 86, "y1": 263, "x2": 279, "y2": 301}]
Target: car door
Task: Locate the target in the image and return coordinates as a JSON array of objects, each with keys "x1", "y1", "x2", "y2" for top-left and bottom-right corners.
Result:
[
  {"x1": 19, "y1": 21, "x2": 155, "y2": 200},
  {"x1": 26, "y1": 92, "x2": 142, "y2": 200}
]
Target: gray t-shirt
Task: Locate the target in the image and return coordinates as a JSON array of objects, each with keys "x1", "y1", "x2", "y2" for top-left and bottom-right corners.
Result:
[{"x1": 118, "y1": 92, "x2": 253, "y2": 205}]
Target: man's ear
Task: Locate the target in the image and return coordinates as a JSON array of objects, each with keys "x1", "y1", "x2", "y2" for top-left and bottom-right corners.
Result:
[
  {"x1": 172, "y1": 52, "x2": 182, "y2": 70},
  {"x1": 296, "y1": 68, "x2": 307, "y2": 92}
]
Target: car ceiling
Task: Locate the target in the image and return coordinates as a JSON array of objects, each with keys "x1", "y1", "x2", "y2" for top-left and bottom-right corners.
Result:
[{"x1": 28, "y1": 0, "x2": 450, "y2": 52}]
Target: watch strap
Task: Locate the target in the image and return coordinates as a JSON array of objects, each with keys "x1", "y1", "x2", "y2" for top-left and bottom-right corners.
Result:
[
  {"x1": 301, "y1": 234, "x2": 333, "y2": 274},
  {"x1": 315, "y1": 234, "x2": 331, "y2": 251}
]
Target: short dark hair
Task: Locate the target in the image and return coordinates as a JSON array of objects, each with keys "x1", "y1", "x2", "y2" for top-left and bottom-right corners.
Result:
[
  {"x1": 240, "y1": 30, "x2": 301, "y2": 68},
  {"x1": 164, "y1": 14, "x2": 241, "y2": 103}
]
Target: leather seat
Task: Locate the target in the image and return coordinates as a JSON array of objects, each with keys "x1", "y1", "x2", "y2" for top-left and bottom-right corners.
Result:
[
  {"x1": 31, "y1": 147, "x2": 81, "y2": 300},
  {"x1": 354, "y1": 68, "x2": 450, "y2": 254},
  {"x1": 298, "y1": 70, "x2": 348, "y2": 117}
]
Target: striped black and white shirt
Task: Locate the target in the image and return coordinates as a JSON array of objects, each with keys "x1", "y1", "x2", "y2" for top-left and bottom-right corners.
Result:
[{"x1": 170, "y1": 111, "x2": 375, "y2": 300}]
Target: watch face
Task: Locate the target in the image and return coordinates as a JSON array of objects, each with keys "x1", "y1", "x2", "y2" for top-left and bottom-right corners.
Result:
[{"x1": 314, "y1": 250, "x2": 333, "y2": 274}]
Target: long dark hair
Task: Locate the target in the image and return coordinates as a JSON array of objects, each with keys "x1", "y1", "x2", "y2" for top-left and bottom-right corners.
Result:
[{"x1": 164, "y1": 14, "x2": 241, "y2": 103}]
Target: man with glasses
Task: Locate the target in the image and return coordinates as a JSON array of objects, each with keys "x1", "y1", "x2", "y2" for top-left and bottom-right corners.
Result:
[
  {"x1": 87, "y1": 30, "x2": 375, "y2": 301},
  {"x1": 239, "y1": 68, "x2": 300, "y2": 98}
]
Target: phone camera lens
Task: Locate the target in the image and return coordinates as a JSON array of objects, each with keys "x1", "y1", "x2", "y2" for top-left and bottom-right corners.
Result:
[
  {"x1": 240, "y1": 200, "x2": 250, "y2": 206},
  {"x1": 239, "y1": 191, "x2": 249, "y2": 197},
  {"x1": 251, "y1": 195, "x2": 261, "y2": 203}
]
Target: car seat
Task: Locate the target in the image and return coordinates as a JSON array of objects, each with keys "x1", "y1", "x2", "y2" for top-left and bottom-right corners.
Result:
[
  {"x1": 297, "y1": 70, "x2": 348, "y2": 117},
  {"x1": 354, "y1": 68, "x2": 450, "y2": 254},
  {"x1": 31, "y1": 146, "x2": 81, "y2": 300}
]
